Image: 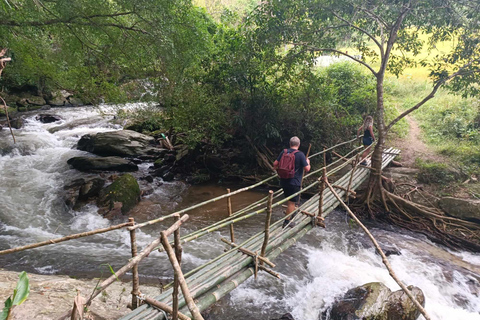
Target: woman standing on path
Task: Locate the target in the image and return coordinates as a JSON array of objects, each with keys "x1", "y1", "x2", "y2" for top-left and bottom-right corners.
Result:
[{"x1": 357, "y1": 115, "x2": 375, "y2": 165}]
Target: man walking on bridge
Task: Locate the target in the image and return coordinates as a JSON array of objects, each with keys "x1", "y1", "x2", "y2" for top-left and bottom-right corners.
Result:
[{"x1": 273, "y1": 136, "x2": 311, "y2": 228}]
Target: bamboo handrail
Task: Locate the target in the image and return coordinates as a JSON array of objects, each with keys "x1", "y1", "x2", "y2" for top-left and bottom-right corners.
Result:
[{"x1": 0, "y1": 221, "x2": 134, "y2": 256}]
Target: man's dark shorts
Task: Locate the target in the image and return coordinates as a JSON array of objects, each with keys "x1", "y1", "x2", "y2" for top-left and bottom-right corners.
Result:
[{"x1": 281, "y1": 183, "x2": 301, "y2": 203}]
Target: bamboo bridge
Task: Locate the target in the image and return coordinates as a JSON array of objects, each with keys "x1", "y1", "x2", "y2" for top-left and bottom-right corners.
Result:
[{"x1": 0, "y1": 138, "x2": 400, "y2": 320}]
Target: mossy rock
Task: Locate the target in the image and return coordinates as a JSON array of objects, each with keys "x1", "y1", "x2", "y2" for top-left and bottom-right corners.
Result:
[{"x1": 97, "y1": 174, "x2": 141, "y2": 217}]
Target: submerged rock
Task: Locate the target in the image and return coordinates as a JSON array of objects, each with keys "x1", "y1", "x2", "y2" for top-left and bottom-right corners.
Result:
[
  {"x1": 77, "y1": 130, "x2": 167, "y2": 157},
  {"x1": 10, "y1": 118, "x2": 24, "y2": 129},
  {"x1": 323, "y1": 282, "x2": 425, "y2": 320},
  {"x1": 97, "y1": 174, "x2": 141, "y2": 218},
  {"x1": 67, "y1": 156, "x2": 138, "y2": 172},
  {"x1": 36, "y1": 114, "x2": 62, "y2": 123},
  {"x1": 271, "y1": 313, "x2": 295, "y2": 320}
]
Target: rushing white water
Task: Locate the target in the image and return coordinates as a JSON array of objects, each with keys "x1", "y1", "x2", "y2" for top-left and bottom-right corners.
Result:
[{"x1": 0, "y1": 105, "x2": 479, "y2": 320}]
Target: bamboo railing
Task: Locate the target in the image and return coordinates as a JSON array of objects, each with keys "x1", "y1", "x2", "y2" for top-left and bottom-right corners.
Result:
[{"x1": 0, "y1": 135, "x2": 395, "y2": 320}]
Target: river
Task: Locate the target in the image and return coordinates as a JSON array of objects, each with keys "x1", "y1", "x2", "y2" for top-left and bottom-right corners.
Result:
[{"x1": 0, "y1": 105, "x2": 479, "y2": 320}]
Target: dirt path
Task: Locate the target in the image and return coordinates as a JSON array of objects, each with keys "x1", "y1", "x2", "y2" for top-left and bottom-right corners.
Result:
[{"x1": 391, "y1": 116, "x2": 447, "y2": 167}]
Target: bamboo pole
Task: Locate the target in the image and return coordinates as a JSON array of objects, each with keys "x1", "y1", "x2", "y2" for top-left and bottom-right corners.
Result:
[
  {"x1": 346, "y1": 154, "x2": 360, "y2": 202},
  {"x1": 260, "y1": 190, "x2": 274, "y2": 265},
  {"x1": 173, "y1": 214, "x2": 182, "y2": 320},
  {"x1": 128, "y1": 212, "x2": 179, "y2": 231},
  {"x1": 308, "y1": 136, "x2": 359, "y2": 159},
  {"x1": 0, "y1": 221, "x2": 133, "y2": 256},
  {"x1": 161, "y1": 231, "x2": 204, "y2": 320},
  {"x1": 220, "y1": 238, "x2": 275, "y2": 268},
  {"x1": 318, "y1": 167, "x2": 326, "y2": 219},
  {"x1": 128, "y1": 218, "x2": 139, "y2": 310},
  {"x1": 226, "y1": 188, "x2": 235, "y2": 243},
  {"x1": 141, "y1": 295, "x2": 191, "y2": 320},
  {"x1": 87, "y1": 215, "x2": 189, "y2": 306},
  {"x1": 324, "y1": 179, "x2": 431, "y2": 320}
]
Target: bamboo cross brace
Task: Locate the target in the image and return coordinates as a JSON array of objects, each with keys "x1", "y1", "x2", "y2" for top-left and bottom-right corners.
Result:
[
  {"x1": 86, "y1": 214, "x2": 188, "y2": 306},
  {"x1": 139, "y1": 294, "x2": 191, "y2": 320},
  {"x1": 260, "y1": 190, "x2": 274, "y2": 265},
  {"x1": 220, "y1": 238, "x2": 275, "y2": 268},
  {"x1": 161, "y1": 230, "x2": 204, "y2": 320},
  {"x1": 324, "y1": 179, "x2": 431, "y2": 320},
  {"x1": 332, "y1": 185, "x2": 356, "y2": 196},
  {"x1": 346, "y1": 154, "x2": 360, "y2": 202},
  {"x1": 258, "y1": 265, "x2": 281, "y2": 279},
  {"x1": 0, "y1": 221, "x2": 134, "y2": 256}
]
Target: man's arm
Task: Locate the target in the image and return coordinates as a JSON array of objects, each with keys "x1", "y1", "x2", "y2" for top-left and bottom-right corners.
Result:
[
  {"x1": 273, "y1": 160, "x2": 279, "y2": 170},
  {"x1": 304, "y1": 158, "x2": 311, "y2": 172}
]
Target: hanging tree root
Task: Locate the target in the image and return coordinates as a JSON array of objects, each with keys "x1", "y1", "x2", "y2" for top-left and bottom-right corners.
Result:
[{"x1": 354, "y1": 181, "x2": 480, "y2": 252}]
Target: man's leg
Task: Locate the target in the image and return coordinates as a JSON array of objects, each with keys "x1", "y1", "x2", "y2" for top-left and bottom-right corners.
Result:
[{"x1": 286, "y1": 200, "x2": 296, "y2": 216}]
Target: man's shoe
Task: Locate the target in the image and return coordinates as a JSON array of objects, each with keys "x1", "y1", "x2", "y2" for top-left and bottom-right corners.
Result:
[
  {"x1": 360, "y1": 160, "x2": 367, "y2": 166},
  {"x1": 282, "y1": 219, "x2": 296, "y2": 228}
]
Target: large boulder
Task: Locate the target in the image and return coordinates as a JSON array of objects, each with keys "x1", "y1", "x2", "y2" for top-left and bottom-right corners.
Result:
[
  {"x1": 438, "y1": 197, "x2": 480, "y2": 221},
  {"x1": 77, "y1": 130, "x2": 167, "y2": 158},
  {"x1": 97, "y1": 174, "x2": 141, "y2": 217},
  {"x1": 67, "y1": 156, "x2": 138, "y2": 172},
  {"x1": 64, "y1": 177, "x2": 106, "y2": 210},
  {"x1": 323, "y1": 282, "x2": 425, "y2": 320}
]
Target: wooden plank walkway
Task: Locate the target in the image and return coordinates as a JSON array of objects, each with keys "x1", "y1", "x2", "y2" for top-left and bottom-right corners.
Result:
[{"x1": 121, "y1": 148, "x2": 400, "y2": 320}]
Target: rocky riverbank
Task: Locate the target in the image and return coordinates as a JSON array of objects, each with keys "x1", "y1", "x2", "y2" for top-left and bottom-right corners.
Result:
[{"x1": 0, "y1": 269, "x2": 162, "y2": 320}]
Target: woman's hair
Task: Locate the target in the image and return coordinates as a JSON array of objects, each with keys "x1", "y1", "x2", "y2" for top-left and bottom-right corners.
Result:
[{"x1": 363, "y1": 116, "x2": 373, "y2": 129}]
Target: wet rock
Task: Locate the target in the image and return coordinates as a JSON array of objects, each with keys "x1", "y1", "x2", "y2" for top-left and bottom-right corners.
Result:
[
  {"x1": 97, "y1": 174, "x2": 141, "y2": 218},
  {"x1": 144, "y1": 175, "x2": 154, "y2": 183},
  {"x1": 152, "y1": 165, "x2": 171, "y2": 177},
  {"x1": 163, "y1": 153, "x2": 176, "y2": 163},
  {"x1": 67, "y1": 156, "x2": 138, "y2": 172},
  {"x1": 377, "y1": 285, "x2": 425, "y2": 320},
  {"x1": 141, "y1": 185, "x2": 155, "y2": 197},
  {"x1": 10, "y1": 118, "x2": 24, "y2": 129},
  {"x1": 78, "y1": 178, "x2": 105, "y2": 200},
  {"x1": 271, "y1": 313, "x2": 295, "y2": 320},
  {"x1": 323, "y1": 282, "x2": 425, "y2": 320},
  {"x1": 438, "y1": 197, "x2": 480, "y2": 221},
  {"x1": 77, "y1": 130, "x2": 167, "y2": 157},
  {"x1": 162, "y1": 171, "x2": 175, "y2": 182},
  {"x1": 35, "y1": 114, "x2": 62, "y2": 123}
]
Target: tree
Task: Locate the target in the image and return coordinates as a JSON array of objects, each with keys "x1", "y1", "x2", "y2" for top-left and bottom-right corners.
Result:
[
  {"x1": 252, "y1": 0, "x2": 480, "y2": 249},
  {"x1": 0, "y1": 0, "x2": 213, "y2": 102}
]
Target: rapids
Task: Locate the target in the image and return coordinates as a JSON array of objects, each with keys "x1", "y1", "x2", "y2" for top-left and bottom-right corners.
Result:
[{"x1": 0, "y1": 105, "x2": 478, "y2": 320}]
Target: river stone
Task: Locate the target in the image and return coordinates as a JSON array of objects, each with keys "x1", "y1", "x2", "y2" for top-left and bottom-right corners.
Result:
[
  {"x1": 438, "y1": 197, "x2": 480, "y2": 221},
  {"x1": 10, "y1": 118, "x2": 24, "y2": 129},
  {"x1": 67, "y1": 156, "x2": 138, "y2": 172},
  {"x1": 377, "y1": 285, "x2": 425, "y2": 320},
  {"x1": 26, "y1": 96, "x2": 46, "y2": 106},
  {"x1": 97, "y1": 174, "x2": 141, "y2": 217},
  {"x1": 35, "y1": 114, "x2": 62, "y2": 123},
  {"x1": 77, "y1": 130, "x2": 167, "y2": 157},
  {"x1": 324, "y1": 282, "x2": 425, "y2": 320},
  {"x1": 79, "y1": 178, "x2": 105, "y2": 200}
]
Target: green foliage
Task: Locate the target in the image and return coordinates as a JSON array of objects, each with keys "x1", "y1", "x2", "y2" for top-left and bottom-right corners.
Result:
[
  {"x1": 1, "y1": 271, "x2": 29, "y2": 320},
  {"x1": 0, "y1": 1, "x2": 214, "y2": 102}
]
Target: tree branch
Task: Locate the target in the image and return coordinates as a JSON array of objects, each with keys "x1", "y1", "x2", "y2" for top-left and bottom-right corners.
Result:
[
  {"x1": 386, "y1": 61, "x2": 477, "y2": 131},
  {"x1": 291, "y1": 43, "x2": 378, "y2": 76},
  {"x1": 0, "y1": 12, "x2": 136, "y2": 27},
  {"x1": 330, "y1": 10, "x2": 384, "y2": 57}
]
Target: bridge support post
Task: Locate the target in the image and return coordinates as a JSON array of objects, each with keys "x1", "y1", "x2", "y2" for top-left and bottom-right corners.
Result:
[
  {"x1": 161, "y1": 217, "x2": 204, "y2": 320},
  {"x1": 128, "y1": 217, "x2": 139, "y2": 310},
  {"x1": 173, "y1": 214, "x2": 183, "y2": 320},
  {"x1": 346, "y1": 154, "x2": 360, "y2": 202},
  {"x1": 317, "y1": 167, "x2": 327, "y2": 223},
  {"x1": 226, "y1": 188, "x2": 235, "y2": 243},
  {"x1": 260, "y1": 190, "x2": 274, "y2": 266}
]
